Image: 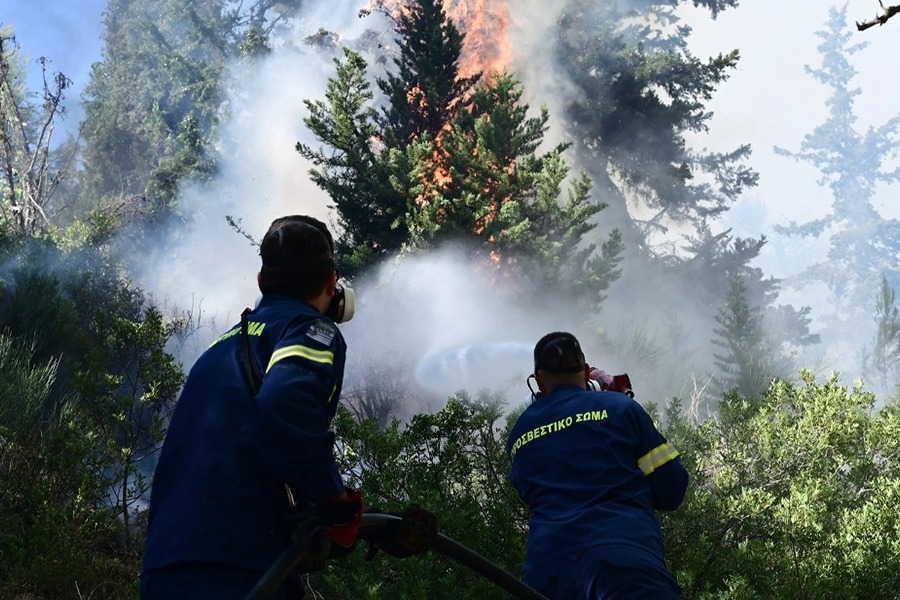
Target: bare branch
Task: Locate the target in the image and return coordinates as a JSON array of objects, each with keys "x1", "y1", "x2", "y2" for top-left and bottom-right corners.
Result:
[
  {"x1": 0, "y1": 33, "x2": 74, "y2": 233},
  {"x1": 856, "y1": 1, "x2": 900, "y2": 31}
]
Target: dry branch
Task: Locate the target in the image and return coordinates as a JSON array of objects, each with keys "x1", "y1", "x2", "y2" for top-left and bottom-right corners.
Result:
[{"x1": 856, "y1": 1, "x2": 900, "y2": 31}]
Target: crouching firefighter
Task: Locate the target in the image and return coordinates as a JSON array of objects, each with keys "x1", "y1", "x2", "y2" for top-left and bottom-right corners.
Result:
[
  {"x1": 507, "y1": 332, "x2": 689, "y2": 600},
  {"x1": 141, "y1": 215, "x2": 362, "y2": 600}
]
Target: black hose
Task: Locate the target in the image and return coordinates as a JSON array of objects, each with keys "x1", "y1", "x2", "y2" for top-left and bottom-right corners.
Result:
[
  {"x1": 244, "y1": 513, "x2": 549, "y2": 600},
  {"x1": 244, "y1": 530, "x2": 319, "y2": 600}
]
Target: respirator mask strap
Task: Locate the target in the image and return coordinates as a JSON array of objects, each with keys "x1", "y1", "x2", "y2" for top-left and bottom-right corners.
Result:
[{"x1": 526, "y1": 374, "x2": 542, "y2": 401}]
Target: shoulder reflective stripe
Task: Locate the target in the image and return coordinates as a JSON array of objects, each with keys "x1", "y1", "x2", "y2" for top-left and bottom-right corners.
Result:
[
  {"x1": 637, "y1": 442, "x2": 679, "y2": 475},
  {"x1": 267, "y1": 345, "x2": 335, "y2": 371}
]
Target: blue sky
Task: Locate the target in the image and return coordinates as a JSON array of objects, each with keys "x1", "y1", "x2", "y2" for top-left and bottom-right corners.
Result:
[{"x1": 3, "y1": 0, "x2": 106, "y2": 124}]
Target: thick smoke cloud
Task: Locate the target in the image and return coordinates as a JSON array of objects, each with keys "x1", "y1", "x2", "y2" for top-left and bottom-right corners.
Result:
[
  {"x1": 12, "y1": 0, "x2": 900, "y2": 406},
  {"x1": 127, "y1": 1, "x2": 601, "y2": 413}
]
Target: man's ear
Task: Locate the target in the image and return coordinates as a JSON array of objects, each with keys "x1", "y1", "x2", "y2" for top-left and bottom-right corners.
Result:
[
  {"x1": 325, "y1": 270, "x2": 337, "y2": 296},
  {"x1": 535, "y1": 371, "x2": 546, "y2": 393},
  {"x1": 257, "y1": 271, "x2": 263, "y2": 290}
]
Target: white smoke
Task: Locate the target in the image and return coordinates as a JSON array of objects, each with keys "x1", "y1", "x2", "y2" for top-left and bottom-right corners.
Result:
[
  {"x1": 123, "y1": 0, "x2": 900, "y2": 408},
  {"x1": 135, "y1": 1, "x2": 382, "y2": 362},
  {"x1": 128, "y1": 1, "x2": 603, "y2": 414},
  {"x1": 340, "y1": 247, "x2": 613, "y2": 410}
]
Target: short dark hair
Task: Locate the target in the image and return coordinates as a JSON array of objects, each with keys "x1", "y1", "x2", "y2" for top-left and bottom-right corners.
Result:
[
  {"x1": 258, "y1": 215, "x2": 335, "y2": 299},
  {"x1": 533, "y1": 331, "x2": 585, "y2": 374}
]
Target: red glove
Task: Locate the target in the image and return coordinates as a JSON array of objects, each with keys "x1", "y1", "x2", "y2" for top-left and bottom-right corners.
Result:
[
  {"x1": 586, "y1": 365, "x2": 635, "y2": 398},
  {"x1": 587, "y1": 365, "x2": 613, "y2": 388},
  {"x1": 317, "y1": 488, "x2": 364, "y2": 548}
]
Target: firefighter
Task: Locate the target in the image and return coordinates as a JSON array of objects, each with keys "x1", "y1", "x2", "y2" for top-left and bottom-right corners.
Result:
[
  {"x1": 508, "y1": 332, "x2": 688, "y2": 600},
  {"x1": 141, "y1": 215, "x2": 363, "y2": 600}
]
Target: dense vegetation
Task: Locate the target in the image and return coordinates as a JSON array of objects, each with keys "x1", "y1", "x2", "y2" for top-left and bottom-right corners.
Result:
[{"x1": 2, "y1": 1, "x2": 899, "y2": 598}]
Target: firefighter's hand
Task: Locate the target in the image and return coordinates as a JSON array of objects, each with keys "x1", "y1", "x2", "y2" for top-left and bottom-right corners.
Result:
[
  {"x1": 365, "y1": 504, "x2": 438, "y2": 560},
  {"x1": 317, "y1": 487, "x2": 364, "y2": 552}
]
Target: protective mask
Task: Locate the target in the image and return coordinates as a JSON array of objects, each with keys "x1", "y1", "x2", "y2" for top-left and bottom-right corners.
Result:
[{"x1": 326, "y1": 278, "x2": 355, "y2": 323}]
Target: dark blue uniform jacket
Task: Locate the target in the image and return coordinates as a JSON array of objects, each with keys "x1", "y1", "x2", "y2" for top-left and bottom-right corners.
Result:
[
  {"x1": 507, "y1": 385, "x2": 688, "y2": 573},
  {"x1": 143, "y1": 294, "x2": 347, "y2": 573}
]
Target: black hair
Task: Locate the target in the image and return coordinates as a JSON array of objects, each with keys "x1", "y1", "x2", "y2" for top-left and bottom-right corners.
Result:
[
  {"x1": 533, "y1": 331, "x2": 586, "y2": 374},
  {"x1": 258, "y1": 215, "x2": 335, "y2": 299}
]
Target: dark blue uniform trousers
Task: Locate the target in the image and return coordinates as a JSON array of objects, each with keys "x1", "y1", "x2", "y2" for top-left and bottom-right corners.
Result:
[
  {"x1": 141, "y1": 562, "x2": 303, "y2": 600},
  {"x1": 523, "y1": 547, "x2": 682, "y2": 600}
]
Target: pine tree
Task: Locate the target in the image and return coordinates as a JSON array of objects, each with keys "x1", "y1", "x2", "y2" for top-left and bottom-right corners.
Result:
[
  {"x1": 554, "y1": 0, "x2": 755, "y2": 251},
  {"x1": 80, "y1": 0, "x2": 300, "y2": 212},
  {"x1": 712, "y1": 274, "x2": 792, "y2": 397},
  {"x1": 300, "y1": 1, "x2": 623, "y2": 304},
  {"x1": 376, "y1": 0, "x2": 479, "y2": 146},
  {"x1": 297, "y1": 48, "x2": 407, "y2": 274},
  {"x1": 863, "y1": 275, "x2": 900, "y2": 400},
  {"x1": 407, "y1": 72, "x2": 623, "y2": 304},
  {"x1": 774, "y1": 5, "x2": 900, "y2": 318},
  {"x1": 540, "y1": 0, "x2": 823, "y2": 397}
]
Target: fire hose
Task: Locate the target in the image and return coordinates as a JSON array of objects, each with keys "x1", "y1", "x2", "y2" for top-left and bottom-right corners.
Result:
[{"x1": 244, "y1": 512, "x2": 549, "y2": 600}]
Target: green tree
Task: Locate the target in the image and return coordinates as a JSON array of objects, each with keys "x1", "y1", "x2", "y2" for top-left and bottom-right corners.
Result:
[
  {"x1": 374, "y1": 0, "x2": 479, "y2": 146},
  {"x1": 300, "y1": 0, "x2": 481, "y2": 274},
  {"x1": 407, "y1": 72, "x2": 623, "y2": 306},
  {"x1": 662, "y1": 373, "x2": 900, "y2": 598},
  {"x1": 80, "y1": 0, "x2": 302, "y2": 212},
  {"x1": 863, "y1": 274, "x2": 900, "y2": 400},
  {"x1": 0, "y1": 333, "x2": 127, "y2": 599},
  {"x1": 297, "y1": 48, "x2": 406, "y2": 274},
  {"x1": 301, "y1": 3, "x2": 623, "y2": 301},
  {"x1": 711, "y1": 274, "x2": 795, "y2": 398},
  {"x1": 553, "y1": 0, "x2": 752, "y2": 251},
  {"x1": 541, "y1": 0, "x2": 823, "y2": 403}
]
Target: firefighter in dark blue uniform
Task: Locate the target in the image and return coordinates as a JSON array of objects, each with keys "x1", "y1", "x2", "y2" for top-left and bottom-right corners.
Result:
[
  {"x1": 508, "y1": 332, "x2": 688, "y2": 600},
  {"x1": 141, "y1": 215, "x2": 362, "y2": 600}
]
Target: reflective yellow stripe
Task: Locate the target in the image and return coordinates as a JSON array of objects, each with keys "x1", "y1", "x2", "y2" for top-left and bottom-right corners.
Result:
[
  {"x1": 637, "y1": 442, "x2": 679, "y2": 475},
  {"x1": 266, "y1": 344, "x2": 334, "y2": 371}
]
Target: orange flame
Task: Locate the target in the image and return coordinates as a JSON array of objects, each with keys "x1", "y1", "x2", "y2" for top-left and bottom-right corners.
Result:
[
  {"x1": 445, "y1": 0, "x2": 511, "y2": 78},
  {"x1": 364, "y1": 1, "x2": 516, "y2": 269},
  {"x1": 365, "y1": 0, "x2": 512, "y2": 78}
]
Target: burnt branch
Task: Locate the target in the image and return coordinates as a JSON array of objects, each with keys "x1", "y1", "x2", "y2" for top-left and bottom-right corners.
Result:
[{"x1": 856, "y1": 1, "x2": 900, "y2": 31}]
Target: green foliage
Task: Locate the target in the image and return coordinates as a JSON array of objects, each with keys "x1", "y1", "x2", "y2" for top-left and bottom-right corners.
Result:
[
  {"x1": 554, "y1": 0, "x2": 754, "y2": 242},
  {"x1": 301, "y1": 5, "x2": 623, "y2": 303},
  {"x1": 376, "y1": 0, "x2": 479, "y2": 146},
  {"x1": 80, "y1": 0, "x2": 299, "y2": 211},
  {"x1": 863, "y1": 274, "x2": 900, "y2": 399},
  {"x1": 406, "y1": 73, "x2": 623, "y2": 306},
  {"x1": 663, "y1": 372, "x2": 900, "y2": 599},
  {"x1": 0, "y1": 229, "x2": 183, "y2": 596},
  {"x1": 297, "y1": 371, "x2": 900, "y2": 599},
  {"x1": 316, "y1": 393, "x2": 527, "y2": 599},
  {"x1": 297, "y1": 48, "x2": 407, "y2": 273},
  {"x1": 712, "y1": 274, "x2": 793, "y2": 398},
  {"x1": 0, "y1": 333, "x2": 127, "y2": 599},
  {"x1": 542, "y1": 1, "x2": 819, "y2": 393}
]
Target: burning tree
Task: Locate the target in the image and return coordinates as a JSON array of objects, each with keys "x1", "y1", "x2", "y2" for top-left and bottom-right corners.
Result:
[{"x1": 300, "y1": 0, "x2": 623, "y2": 307}]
